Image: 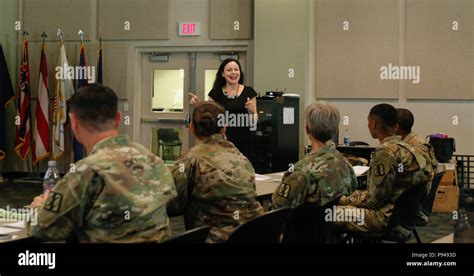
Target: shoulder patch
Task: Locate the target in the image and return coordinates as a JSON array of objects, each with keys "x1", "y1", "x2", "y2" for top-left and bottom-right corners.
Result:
[
  {"x1": 374, "y1": 164, "x2": 385, "y2": 177},
  {"x1": 43, "y1": 192, "x2": 63, "y2": 213},
  {"x1": 277, "y1": 184, "x2": 291, "y2": 198}
]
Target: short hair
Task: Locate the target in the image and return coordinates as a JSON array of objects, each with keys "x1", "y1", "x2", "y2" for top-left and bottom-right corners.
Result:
[
  {"x1": 396, "y1": 108, "x2": 414, "y2": 133},
  {"x1": 369, "y1": 103, "x2": 398, "y2": 132},
  {"x1": 69, "y1": 83, "x2": 118, "y2": 132},
  {"x1": 213, "y1": 58, "x2": 244, "y2": 90},
  {"x1": 192, "y1": 102, "x2": 226, "y2": 139},
  {"x1": 304, "y1": 101, "x2": 340, "y2": 142}
]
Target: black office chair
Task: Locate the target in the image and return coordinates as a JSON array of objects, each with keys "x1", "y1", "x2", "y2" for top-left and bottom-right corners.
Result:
[
  {"x1": 282, "y1": 196, "x2": 342, "y2": 243},
  {"x1": 343, "y1": 184, "x2": 427, "y2": 244},
  {"x1": 226, "y1": 207, "x2": 293, "y2": 243},
  {"x1": 163, "y1": 226, "x2": 210, "y2": 243},
  {"x1": 349, "y1": 141, "x2": 369, "y2": 146},
  {"x1": 157, "y1": 129, "x2": 182, "y2": 162},
  {"x1": 421, "y1": 171, "x2": 446, "y2": 215}
]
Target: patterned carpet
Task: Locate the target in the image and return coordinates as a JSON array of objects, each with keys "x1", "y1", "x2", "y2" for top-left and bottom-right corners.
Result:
[{"x1": 0, "y1": 180, "x2": 455, "y2": 242}]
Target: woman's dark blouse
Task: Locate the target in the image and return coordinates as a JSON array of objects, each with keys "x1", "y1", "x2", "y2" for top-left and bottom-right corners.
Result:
[{"x1": 208, "y1": 86, "x2": 258, "y2": 160}]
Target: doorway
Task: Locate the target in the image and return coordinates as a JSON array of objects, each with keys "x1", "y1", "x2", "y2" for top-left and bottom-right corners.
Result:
[{"x1": 139, "y1": 51, "x2": 247, "y2": 163}]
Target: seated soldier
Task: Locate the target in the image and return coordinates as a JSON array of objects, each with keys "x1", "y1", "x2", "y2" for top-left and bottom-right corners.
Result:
[
  {"x1": 396, "y1": 108, "x2": 437, "y2": 225},
  {"x1": 272, "y1": 101, "x2": 357, "y2": 209},
  {"x1": 335, "y1": 104, "x2": 431, "y2": 238},
  {"x1": 167, "y1": 102, "x2": 264, "y2": 243},
  {"x1": 28, "y1": 84, "x2": 177, "y2": 242}
]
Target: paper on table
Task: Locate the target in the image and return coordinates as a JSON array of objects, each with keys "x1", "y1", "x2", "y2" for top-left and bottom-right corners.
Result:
[
  {"x1": 353, "y1": 166, "x2": 369, "y2": 177},
  {"x1": 255, "y1": 174, "x2": 272, "y2": 181},
  {"x1": 0, "y1": 227, "x2": 21, "y2": 235},
  {"x1": 3, "y1": 221, "x2": 25, "y2": 229},
  {"x1": 273, "y1": 172, "x2": 285, "y2": 176}
]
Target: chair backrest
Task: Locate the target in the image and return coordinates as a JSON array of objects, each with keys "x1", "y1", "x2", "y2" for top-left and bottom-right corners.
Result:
[
  {"x1": 422, "y1": 171, "x2": 446, "y2": 214},
  {"x1": 349, "y1": 141, "x2": 369, "y2": 146},
  {"x1": 163, "y1": 226, "x2": 211, "y2": 243},
  {"x1": 388, "y1": 184, "x2": 428, "y2": 231},
  {"x1": 158, "y1": 129, "x2": 180, "y2": 142},
  {"x1": 282, "y1": 196, "x2": 341, "y2": 243},
  {"x1": 226, "y1": 207, "x2": 293, "y2": 243}
]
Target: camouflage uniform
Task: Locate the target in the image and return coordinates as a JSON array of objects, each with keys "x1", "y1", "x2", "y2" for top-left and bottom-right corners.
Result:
[
  {"x1": 404, "y1": 132, "x2": 438, "y2": 223},
  {"x1": 404, "y1": 132, "x2": 437, "y2": 188},
  {"x1": 272, "y1": 142, "x2": 358, "y2": 208},
  {"x1": 28, "y1": 135, "x2": 177, "y2": 243},
  {"x1": 335, "y1": 135, "x2": 431, "y2": 234},
  {"x1": 168, "y1": 133, "x2": 264, "y2": 243}
]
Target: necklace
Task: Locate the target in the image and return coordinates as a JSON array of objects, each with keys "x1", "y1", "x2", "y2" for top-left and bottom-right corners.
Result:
[{"x1": 223, "y1": 86, "x2": 238, "y2": 99}]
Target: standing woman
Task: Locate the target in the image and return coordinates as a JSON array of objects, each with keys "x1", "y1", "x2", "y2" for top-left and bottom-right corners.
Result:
[{"x1": 189, "y1": 58, "x2": 258, "y2": 161}]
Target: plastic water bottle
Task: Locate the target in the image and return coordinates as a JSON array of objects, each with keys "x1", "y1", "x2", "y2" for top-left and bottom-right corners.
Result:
[
  {"x1": 343, "y1": 129, "x2": 350, "y2": 146},
  {"x1": 43, "y1": 161, "x2": 60, "y2": 196}
]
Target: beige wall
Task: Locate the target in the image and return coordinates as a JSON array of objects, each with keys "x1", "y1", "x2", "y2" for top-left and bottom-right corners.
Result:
[
  {"x1": 254, "y1": 0, "x2": 311, "y2": 158},
  {"x1": 254, "y1": 0, "x2": 474, "y2": 155},
  {"x1": 322, "y1": 0, "x2": 474, "y2": 155}
]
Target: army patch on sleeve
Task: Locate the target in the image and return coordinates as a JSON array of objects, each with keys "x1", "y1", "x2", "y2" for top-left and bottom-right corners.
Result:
[
  {"x1": 374, "y1": 164, "x2": 385, "y2": 177},
  {"x1": 43, "y1": 192, "x2": 63, "y2": 213},
  {"x1": 278, "y1": 184, "x2": 291, "y2": 198}
]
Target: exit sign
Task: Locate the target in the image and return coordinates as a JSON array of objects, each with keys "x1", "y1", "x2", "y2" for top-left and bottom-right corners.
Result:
[{"x1": 179, "y1": 22, "x2": 201, "y2": 36}]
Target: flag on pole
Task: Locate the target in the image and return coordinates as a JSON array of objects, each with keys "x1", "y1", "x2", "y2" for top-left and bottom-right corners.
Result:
[
  {"x1": 97, "y1": 42, "x2": 102, "y2": 84},
  {"x1": 73, "y1": 42, "x2": 87, "y2": 161},
  {"x1": 52, "y1": 42, "x2": 74, "y2": 160},
  {"x1": 15, "y1": 37, "x2": 32, "y2": 160},
  {"x1": 0, "y1": 45, "x2": 15, "y2": 160},
  {"x1": 32, "y1": 41, "x2": 50, "y2": 164}
]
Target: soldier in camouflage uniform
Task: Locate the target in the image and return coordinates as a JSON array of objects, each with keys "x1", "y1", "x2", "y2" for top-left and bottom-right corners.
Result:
[
  {"x1": 396, "y1": 108, "x2": 438, "y2": 225},
  {"x1": 272, "y1": 101, "x2": 357, "y2": 209},
  {"x1": 167, "y1": 102, "x2": 264, "y2": 243},
  {"x1": 28, "y1": 84, "x2": 177, "y2": 242},
  {"x1": 334, "y1": 104, "x2": 431, "y2": 236},
  {"x1": 396, "y1": 108, "x2": 437, "y2": 187}
]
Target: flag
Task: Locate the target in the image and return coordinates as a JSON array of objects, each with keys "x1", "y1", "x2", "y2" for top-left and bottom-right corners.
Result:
[
  {"x1": 15, "y1": 38, "x2": 32, "y2": 160},
  {"x1": 73, "y1": 42, "x2": 87, "y2": 161},
  {"x1": 52, "y1": 42, "x2": 74, "y2": 160},
  {"x1": 97, "y1": 43, "x2": 102, "y2": 84},
  {"x1": 0, "y1": 45, "x2": 15, "y2": 160},
  {"x1": 32, "y1": 41, "x2": 50, "y2": 164}
]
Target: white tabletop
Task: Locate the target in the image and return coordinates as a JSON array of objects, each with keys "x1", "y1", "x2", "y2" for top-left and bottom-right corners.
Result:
[
  {"x1": 0, "y1": 220, "x2": 29, "y2": 243},
  {"x1": 255, "y1": 172, "x2": 284, "y2": 197}
]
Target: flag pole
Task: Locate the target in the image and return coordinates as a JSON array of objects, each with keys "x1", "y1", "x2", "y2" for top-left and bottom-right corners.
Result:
[
  {"x1": 78, "y1": 30, "x2": 84, "y2": 44},
  {"x1": 57, "y1": 28, "x2": 64, "y2": 44}
]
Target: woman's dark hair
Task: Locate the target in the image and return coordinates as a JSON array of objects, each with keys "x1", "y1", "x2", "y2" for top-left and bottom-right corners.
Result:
[
  {"x1": 212, "y1": 58, "x2": 244, "y2": 90},
  {"x1": 192, "y1": 102, "x2": 226, "y2": 139}
]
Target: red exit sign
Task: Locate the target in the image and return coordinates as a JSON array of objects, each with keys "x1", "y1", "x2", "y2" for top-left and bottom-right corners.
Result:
[{"x1": 179, "y1": 22, "x2": 201, "y2": 36}]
